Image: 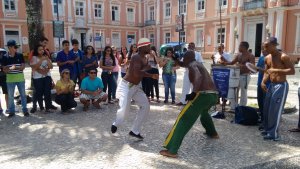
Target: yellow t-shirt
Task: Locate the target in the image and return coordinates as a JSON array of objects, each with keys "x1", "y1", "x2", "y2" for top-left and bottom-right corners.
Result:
[{"x1": 55, "y1": 80, "x2": 75, "y2": 92}]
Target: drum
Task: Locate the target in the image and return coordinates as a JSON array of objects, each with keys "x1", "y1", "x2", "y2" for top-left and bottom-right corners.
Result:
[{"x1": 211, "y1": 64, "x2": 240, "y2": 101}]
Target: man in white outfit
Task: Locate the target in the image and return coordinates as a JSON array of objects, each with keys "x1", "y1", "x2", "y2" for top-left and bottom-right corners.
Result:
[
  {"x1": 177, "y1": 42, "x2": 203, "y2": 105},
  {"x1": 111, "y1": 38, "x2": 158, "y2": 140}
]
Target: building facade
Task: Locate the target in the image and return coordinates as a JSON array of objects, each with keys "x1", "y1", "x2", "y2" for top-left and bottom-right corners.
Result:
[{"x1": 0, "y1": 0, "x2": 300, "y2": 59}]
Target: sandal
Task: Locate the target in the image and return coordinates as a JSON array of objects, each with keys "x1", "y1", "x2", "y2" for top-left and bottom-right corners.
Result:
[{"x1": 288, "y1": 128, "x2": 300, "y2": 132}]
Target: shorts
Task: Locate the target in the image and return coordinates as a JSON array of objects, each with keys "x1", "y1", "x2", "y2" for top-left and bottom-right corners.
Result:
[
  {"x1": 0, "y1": 75, "x2": 7, "y2": 94},
  {"x1": 79, "y1": 91, "x2": 106, "y2": 100}
]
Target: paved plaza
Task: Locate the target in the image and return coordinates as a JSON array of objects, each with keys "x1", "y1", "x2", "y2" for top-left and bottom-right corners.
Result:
[{"x1": 0, "y1": 60, "x2": 299, "y2": 169}]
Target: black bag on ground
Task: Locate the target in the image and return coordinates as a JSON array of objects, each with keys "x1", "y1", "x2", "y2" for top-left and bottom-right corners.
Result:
[{"x1": 234, "y1": 106, "x2": 258, "y2": 125}]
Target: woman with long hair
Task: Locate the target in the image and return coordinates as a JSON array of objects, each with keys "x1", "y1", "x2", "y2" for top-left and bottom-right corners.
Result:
[
  {"x1": 55, "y1": 69, "x2": 77, "y2": 113},
  {"x1": 100, "y1": 46, "x2": 116, "y2": 104},
  {"x1": 119, "y1": 46, "x2": 128, "y2": 78},
  {"x1": 144, "y1": 46, "x2": 160, "y2": 102},
  {"x1": 159, "y1": 47, "x2": 180, "y2": 104},
  {"x1": 111, "y1": 46, "x2": 120, "y2": 102},
  {"x1": 30, "y1": 44, "x2": 53, "y2": 113},
  {"x1": 82, "y1": 45, "x2": 98, "y2": 77},
  {"x1": 126, "y1": 44, "x2": 138, "y2": 68}
]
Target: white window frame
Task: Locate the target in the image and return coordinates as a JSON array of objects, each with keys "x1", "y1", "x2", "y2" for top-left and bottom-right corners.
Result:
[
  {"x1": 179, "y1": 0, "x2": 187, "y2": 15},
  {"x1": 164, "y1": 2, "x2": 171, "y2": 18},
  {"x1": 195, "y1": 28, "x2": 205, "y2": 47},
  {"x1": 127, "y1": 7, "x2": 135, "y2": 23},
  {"x1": 52, "y1": 0, "x2": 65, "y2": 16},
  {"x1": 111, "y1": 5, "x2": 120, "y2": 21},
  {"x1": 165, "y1": 32, "x2": 171, "y2": 44},
  {"x1": 75, "y1": 1, "x2": 84, "y2": 17},
  {"x1": 149, "y1": 6, "x2": 155, "y2": 21},
  {"x1": 196, "y1": 0, "x2": 205, "y2": 12},
  {"x1": 111, "y1": 32, "x2": 121, "y2": 48},
  {"x1": 4, "y1": 0, "x2": 16, "y2": 11},
  {"x1": 149, "y1": 33, "x2": 155, "y2": 44},
  {"x1": 94, "y1": 3, "x2": 103, "y2": 19},
  {"x1": 179, "y1": 31, "x2": 186, "y2": 43},
  {"x1": 215, "y1": 26, "x2": 226, "y2": 46},
  {"x1": 294, "y1": 13, "x2": 300, "y2": 53},
  {"x1": 219, "y1": 0, "x2": 228, "y2": 8}
]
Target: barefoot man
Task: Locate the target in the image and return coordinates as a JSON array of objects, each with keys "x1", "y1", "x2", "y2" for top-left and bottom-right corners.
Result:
[
  {"x1": 160, "y1": 51, "x2": 219, "y2": 158},
  {"x1": 261, "y1": 37, "x2": 295, "y2": 140},
  {"x1": 111, "y1": 38, "x2": 158, "y2": 140}
]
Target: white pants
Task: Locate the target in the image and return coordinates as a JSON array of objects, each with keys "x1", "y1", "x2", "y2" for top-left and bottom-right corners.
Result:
[
  {"x1": 229, "y1": 75, "x2": 250, "y2": 110},
  {"x1": 179, "y1": 69, "x2": 193, "y2": 104},
  {"x1": 113, "y1": 79, "x2": 150, "y2": 134}
]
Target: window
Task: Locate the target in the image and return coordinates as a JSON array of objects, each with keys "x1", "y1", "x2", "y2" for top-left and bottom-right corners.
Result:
[
  {"x1": 179, "y1": 0, "x2": 186, "y2": 14},
  {"x1": 94, "y1": 4, "x2": 102, "y2": 18},
  {"x1": 180, "y1": 31, "x2": 186, "y2": 43},
  {"x1": 149, "y1": 6, "x2": 155, "y2": 20},
  {"x1": 150, "y1": 33, "x2": 155, "y2": 44},
  {"x1": 219, "y1": 0, "x2": 227, "y2": 7},
  {"x1": 165, "y1": 32, "x2": 171, "y2": 43},
  {"x1": 112, "y1": 6, "x2": 120, "y2": 21},
  {"x1": 196, "y1": 29, "x2": 204, "y2": 47},
  {"x1": 217, "y1": 28, "x2": 225, "y2": 44},
  {"x1": 165, "y1": 2, "x2": 171, "y2": 17},
  {"x1": 112, "y1": 33, "x2": 120, "y2": 48},
  {"x1": 75, "y1": 1, "x2": 84, "y2": 16},
  {"x1": 53, "y1": 0, "x2": 63, "y2": 14},
  {"x1": 4, "y1": 0, "x2": 15, "y2": 11},
  {"x1": 197, "y1": 0, "x2": 205, "y2": 11},
  {"x1": 127, "y1": 8, "x2": 134, "y2": 22}
]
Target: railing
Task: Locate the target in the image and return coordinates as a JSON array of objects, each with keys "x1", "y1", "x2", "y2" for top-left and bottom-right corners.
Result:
[
  {"x1": 144, "y1": 20, "x2": 156, "y2": 26},
  {"x1": 244, "y1": 0, "x2": 266, "y2": 10}
]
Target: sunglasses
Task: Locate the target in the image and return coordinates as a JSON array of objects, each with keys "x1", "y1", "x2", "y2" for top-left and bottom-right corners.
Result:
[
  {"x1": 89, "y1": 72, "x2": 97, "y2": 74},
  {"x1": 63, "y1": 72, "x2": 70, "y2": 74},
  {"x1": 106, "y1": 50, "x2": 111, "y2": 52},
  {"x1": 87, "y1": 48, "x2": 93, "y2": 50}
]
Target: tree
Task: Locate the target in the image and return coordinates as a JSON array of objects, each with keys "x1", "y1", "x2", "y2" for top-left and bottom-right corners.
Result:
[{"x1": 25, "y1": 0, "x2": 45, "y2": 51}]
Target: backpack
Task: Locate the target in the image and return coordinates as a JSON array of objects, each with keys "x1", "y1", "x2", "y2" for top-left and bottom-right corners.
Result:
[{"x1": 234, "y1": 106, "x2": 259, "y2": 125}]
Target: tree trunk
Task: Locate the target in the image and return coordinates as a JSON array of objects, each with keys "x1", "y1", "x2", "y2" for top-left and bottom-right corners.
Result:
[{"x1": 25, "y1": 0, "x2": 44, "y2": 51}]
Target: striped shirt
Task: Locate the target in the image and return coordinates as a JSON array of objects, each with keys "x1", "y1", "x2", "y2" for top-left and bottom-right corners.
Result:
[{"x1": 2, "y1": 52, "x2": 25, "y2": 82}]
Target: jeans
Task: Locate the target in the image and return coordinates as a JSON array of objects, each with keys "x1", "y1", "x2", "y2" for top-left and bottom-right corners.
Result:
[
  {"x1": 112, "y1": 72, "x2": 119, "y2": 99},
  {"x1": 121, "y1": 72, "x2": 126, "y2": 78},
  {"x1": 33, "y1": 76, "x2": 52, "y2": 110},
  {"x1": 257, "y1": 84, "x2": 266, "y2": 121},
  {"x1": 32, "y1": 77, "x2": 44, "y2": 109},
  {"x1": 162, "y1": 74, "x2": 176, "y2": 102},
  {"x1": 72, "y1": 72, "x2": 82, "y2": 88},
  {"x1": 101, "y1": 72, "x2": 117, "y2": 101},
  {"x1": 55, "y1": 93, "x2": 77, "y2": 111},
  {"x1": 298, "y1": 87, "x2": 300, "y2": 128},
  {"x1": 7, "y1": 81, "x2": 27, "y2": 114}
]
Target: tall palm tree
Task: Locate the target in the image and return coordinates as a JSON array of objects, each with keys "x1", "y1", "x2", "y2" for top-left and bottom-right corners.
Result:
[{"x1": 25, "y1": 0, "x2": 45, "y2": 51}]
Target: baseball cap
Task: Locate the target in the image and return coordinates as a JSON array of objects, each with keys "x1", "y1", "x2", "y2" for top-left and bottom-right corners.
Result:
[
  {"x1": 137, "y1": 38, "x2": 151, "y2": 48},
  {"x1": 6, "y1": 40, "x2": 20, "y2": 48}
]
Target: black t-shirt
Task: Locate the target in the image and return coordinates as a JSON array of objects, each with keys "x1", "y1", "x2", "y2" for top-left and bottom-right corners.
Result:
[{"x1": 2, "y1": 52, "x2": 25, "y2": 74}]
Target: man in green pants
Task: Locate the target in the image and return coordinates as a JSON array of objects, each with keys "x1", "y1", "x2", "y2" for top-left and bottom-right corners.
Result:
[{"x1": 160, "y1": 51, "x2": 219, "y2": 158}]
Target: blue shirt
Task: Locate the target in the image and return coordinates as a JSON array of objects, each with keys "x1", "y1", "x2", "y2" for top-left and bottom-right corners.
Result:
[
  {"x1": 56, "y1": 50, "x2": 76, "y2": 74},
  {"x1": 257, "y1": 56, "x2": 270, "y2": 87},
  {"x1": 82, "y1": 55, "x2": 98, "y2": 73},
  {"x1": 81, "y1": 76, "x2": 104, "y2": 91},
  {"x1": 69, "y1": 49, "x2": 83, "y2": 74}
]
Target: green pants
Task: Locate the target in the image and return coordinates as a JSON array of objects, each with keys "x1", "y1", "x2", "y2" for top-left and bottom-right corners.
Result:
[{"x1": 163, "y1": 92, "x2": 218, "y2": 154}]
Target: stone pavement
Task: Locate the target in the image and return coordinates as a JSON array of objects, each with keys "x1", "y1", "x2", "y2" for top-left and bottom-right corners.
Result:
[{"x1": 0, "y1": 60, "x2": 299, "y2": 169}]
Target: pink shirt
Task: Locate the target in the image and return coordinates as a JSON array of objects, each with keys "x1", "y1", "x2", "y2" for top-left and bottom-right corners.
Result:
[{"x1": 112, "y1": 55, "x2": 120, "y2": 72}]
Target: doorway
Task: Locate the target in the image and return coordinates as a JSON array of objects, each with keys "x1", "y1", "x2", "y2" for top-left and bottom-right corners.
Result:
[
  {"x1": 80, "y1": 33, "x2": 86, "y2": 50},
  {"x1": 255, "y1": 23, "x2": 263, "y2": 57}
]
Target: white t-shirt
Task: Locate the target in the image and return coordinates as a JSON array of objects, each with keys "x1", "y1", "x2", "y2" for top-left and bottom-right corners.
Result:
[
  {"x1": 213, "y1": 52, "x2": 232, "y2": 64},
  {"x1": 30, "y1": 56, "x2": 51, "y2": 79},
  {"x1": 195, "y1": 51, "x2": 204, "y2": 63}
]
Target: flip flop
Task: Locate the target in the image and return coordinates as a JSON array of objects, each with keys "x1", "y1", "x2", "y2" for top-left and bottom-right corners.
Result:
[{"x1": 288, "y1": 128, "x2": 300, "y2": 132}]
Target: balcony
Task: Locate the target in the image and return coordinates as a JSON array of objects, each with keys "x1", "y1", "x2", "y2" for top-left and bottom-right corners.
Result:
[
  {"x1": 144, "y1": 20, "x2": 156, "y2": 26},
  {"x1": 284, "y1": 0, "x2": 300, "y2": 6},
  {"x1": 244, "y1": 0, "x2": 266, "y2": 10}
]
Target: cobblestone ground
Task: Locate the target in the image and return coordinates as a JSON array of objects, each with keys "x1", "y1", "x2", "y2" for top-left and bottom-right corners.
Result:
[{"x1": 0, "y1": 61, "x2": 299, "y2": 169}]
